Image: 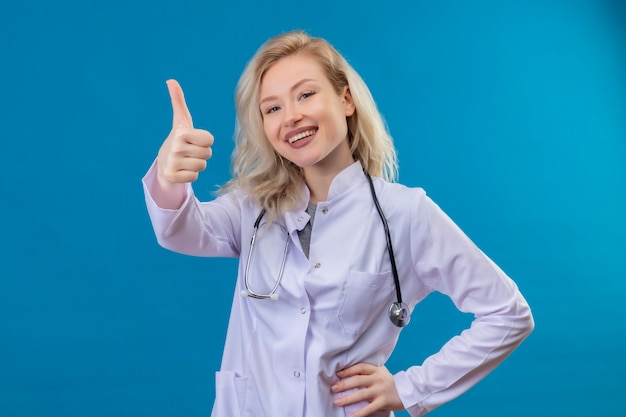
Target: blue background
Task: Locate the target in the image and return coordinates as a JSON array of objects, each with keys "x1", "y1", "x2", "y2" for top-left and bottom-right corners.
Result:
[{"x1": 1, "y1": 0, "x2": 625, "y2": 416}]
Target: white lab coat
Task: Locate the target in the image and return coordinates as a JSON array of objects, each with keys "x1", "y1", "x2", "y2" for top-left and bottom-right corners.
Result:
[{"x1": 142, "y1": 161, "x2": 533, "y2": 417}]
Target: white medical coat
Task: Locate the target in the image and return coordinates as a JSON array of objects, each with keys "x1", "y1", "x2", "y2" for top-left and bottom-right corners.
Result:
[{"x1": 142, "y1": 161, "x2": 534, "y2": 417}]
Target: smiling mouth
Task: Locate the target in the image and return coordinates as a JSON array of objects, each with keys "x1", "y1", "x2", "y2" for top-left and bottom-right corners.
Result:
[{"x1": 288, "y1": 129, "x2": 317, "y2": 144}]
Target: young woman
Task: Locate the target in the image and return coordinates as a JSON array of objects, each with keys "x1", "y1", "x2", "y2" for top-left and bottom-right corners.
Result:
[{"x1": 143, "y1": 30, "x2": 534, "y2": 417}]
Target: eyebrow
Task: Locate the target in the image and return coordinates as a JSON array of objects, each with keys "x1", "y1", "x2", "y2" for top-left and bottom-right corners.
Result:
[{"x1": 259, "y1": 78, "x2": 316, "y2": 105}]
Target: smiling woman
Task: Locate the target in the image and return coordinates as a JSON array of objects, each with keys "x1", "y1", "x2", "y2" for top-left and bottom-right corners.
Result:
[
  {"x1": 259, "y1": 54, "x2": 356, "y2": 201},
  {"x1": 142, "y1": 30, "x2": 534, "y2": 417}
]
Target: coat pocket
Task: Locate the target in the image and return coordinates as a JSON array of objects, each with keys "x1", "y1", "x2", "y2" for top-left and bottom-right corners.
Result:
[
  {"x1": 337, "y1": 269, "x2": 395, "y2": 335},
  {"x1": 211, "y1": 371, "x2": 263, "y2": 417}
]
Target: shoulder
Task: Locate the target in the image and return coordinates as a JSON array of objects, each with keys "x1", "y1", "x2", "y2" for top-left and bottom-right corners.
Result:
[{"x1": 372, "y1": 178, "x2": 428, "y2": 215}]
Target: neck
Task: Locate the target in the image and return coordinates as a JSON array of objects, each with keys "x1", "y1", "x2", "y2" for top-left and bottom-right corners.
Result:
[
  {"x1": 304, "y1": 160, "x2": 354, "y2": 203},
  {"x1": 304, "y1": 170, "x2": 334, "y2": 204},
  {"x1": 302, "y1": 138, "x2": 355, "y2": 203}
]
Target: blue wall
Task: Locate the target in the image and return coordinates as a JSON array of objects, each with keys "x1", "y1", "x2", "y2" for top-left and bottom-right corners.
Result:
[{"x1": 1, "y1": 1, "x2": 624, "y2": 416}]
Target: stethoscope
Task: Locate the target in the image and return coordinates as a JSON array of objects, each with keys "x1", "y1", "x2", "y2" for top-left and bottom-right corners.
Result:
[{"x1": 241, "y1": 170, "x2": 411, "y2": 327}]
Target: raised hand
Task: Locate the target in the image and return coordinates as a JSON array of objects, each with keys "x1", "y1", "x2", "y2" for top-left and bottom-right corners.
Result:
[
  {"x1": 154, "y1": 79, "x2": 215, "y2": 208},
  {"x1": 331, "y1": 363, "x2": 404, "y2": 417}
]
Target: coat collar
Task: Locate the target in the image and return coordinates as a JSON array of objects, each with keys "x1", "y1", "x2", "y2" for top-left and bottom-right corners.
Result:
[{"x1": 283, "y1": 161, "x2": 365, "y2": 233}]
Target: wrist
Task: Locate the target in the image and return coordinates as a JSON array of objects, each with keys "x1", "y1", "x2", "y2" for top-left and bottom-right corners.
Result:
[{"x1": 154, "y1": 173, "x2": 187, "y2": 210}]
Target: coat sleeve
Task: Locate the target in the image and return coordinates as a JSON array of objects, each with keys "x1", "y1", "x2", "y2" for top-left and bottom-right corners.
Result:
[
  {"x1": 394, "y1": 190, "x2": 534, "y2": 416},
  {"x1": 141, "y1": 160, "x2": 242, "y2": 258}
]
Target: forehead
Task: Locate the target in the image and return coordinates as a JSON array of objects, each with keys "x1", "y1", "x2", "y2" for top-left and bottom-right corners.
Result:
[{"x1": 260, "y1": 54, "x2": 328, "y2": 95}]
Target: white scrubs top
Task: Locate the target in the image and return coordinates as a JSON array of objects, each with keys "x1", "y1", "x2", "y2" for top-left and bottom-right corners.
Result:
[{"x1": 143, "y1": 161, "x2": 534, "y2": 417}]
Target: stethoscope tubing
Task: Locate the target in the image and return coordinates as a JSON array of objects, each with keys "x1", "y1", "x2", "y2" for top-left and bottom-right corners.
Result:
[
  {"x1": 242, "y1": 170, "x2": 410, "y2": 327},
  {"x1": 243, "y1": 208, "x2": 289, "y2": 300},
  {"x1": 363, "y1": 170, "x2": 404, "y2": 305}
]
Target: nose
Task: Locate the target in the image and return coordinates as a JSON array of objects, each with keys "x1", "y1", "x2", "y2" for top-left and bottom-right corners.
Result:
[{"x1": 282, "y1": 103, "x2": 303, "y2": 127}]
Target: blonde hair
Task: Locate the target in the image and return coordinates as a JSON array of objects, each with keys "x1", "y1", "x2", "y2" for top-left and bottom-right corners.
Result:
[{"x1": 221, "y1": 30, "x2": 397, "y2": 218}]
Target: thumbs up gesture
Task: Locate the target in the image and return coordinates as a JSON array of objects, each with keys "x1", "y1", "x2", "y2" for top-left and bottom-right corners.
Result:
[{"x1": 157, "y1": 80, "x2": 214, "y2": 189}]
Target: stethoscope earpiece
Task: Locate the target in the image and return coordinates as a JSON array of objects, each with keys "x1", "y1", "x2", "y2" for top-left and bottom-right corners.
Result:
[{"x1": 388, "y1": 302, "x2": 410, "y2": 327}]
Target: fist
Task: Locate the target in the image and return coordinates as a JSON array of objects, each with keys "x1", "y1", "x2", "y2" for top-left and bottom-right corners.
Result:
[{"x1": 157, "y1": 79, "x2": 214, "y2": 186}]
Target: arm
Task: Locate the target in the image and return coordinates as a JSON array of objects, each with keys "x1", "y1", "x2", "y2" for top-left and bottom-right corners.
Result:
[
  {"x1": 142, "y1": 79, "x2": 241, "y2": 258},
  {"x1": 394, "y1": 192, "x2": 534, "y2": 416},
  {"x1": 142, "y1": 161, "x2": 241, "y2": 257}
]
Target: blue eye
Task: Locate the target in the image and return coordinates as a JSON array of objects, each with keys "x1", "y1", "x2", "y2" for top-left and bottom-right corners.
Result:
[
  {"x1": 300, "y1": 91, "x2": 315, "y2": 100},
  {"x1": 265, "y1": 106, "x2": 280, "y2": 114}
]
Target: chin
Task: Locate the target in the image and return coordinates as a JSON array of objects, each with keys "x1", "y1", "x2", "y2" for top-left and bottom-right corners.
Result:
[{"x1": 286, "y1": 155, "x2": 321, "y2": 169}]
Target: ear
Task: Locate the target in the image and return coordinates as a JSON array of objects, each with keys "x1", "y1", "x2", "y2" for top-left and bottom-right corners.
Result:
[{"x1": 341, "y1": 86, "x2": 356, "y2": 117}]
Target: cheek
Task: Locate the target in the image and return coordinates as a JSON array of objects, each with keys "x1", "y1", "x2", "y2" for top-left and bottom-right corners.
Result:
[
  {"x1": 263, "y1": 117, "x2": 281, "y2": 142},
  {"x1": 262, "y1": 120, "x2": 282, "y2": 156},
  {"x1": 321, "y1": 102, "x2": 348, "y2": 134},
  {"x1": 328, "y1": 113, "x2": 349, "y2": 139}
]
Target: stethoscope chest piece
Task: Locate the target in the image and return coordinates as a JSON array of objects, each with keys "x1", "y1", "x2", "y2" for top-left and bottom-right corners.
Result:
[{"x1": 388, "y1": 302, "x2": 410, "y2": 327}]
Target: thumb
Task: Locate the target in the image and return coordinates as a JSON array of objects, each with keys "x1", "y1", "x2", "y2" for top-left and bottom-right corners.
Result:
[{"x1": 166, "y1": 79, "x2": 193, "y2": 128}]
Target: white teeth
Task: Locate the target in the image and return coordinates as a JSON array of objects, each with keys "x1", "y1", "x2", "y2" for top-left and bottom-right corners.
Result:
[{"x1": 288, "y1": 129, "x2": 316, "y2": 144}]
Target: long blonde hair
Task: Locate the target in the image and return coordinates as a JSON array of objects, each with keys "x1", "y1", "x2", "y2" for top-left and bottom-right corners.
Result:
[{"x1": 221, "y1": 30, "x2": 397, "y2": 218}]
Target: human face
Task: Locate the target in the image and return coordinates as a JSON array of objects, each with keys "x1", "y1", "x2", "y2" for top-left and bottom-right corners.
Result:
[{"x1": 259, "y1": 54, "x2": 355, "y2": 177}]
